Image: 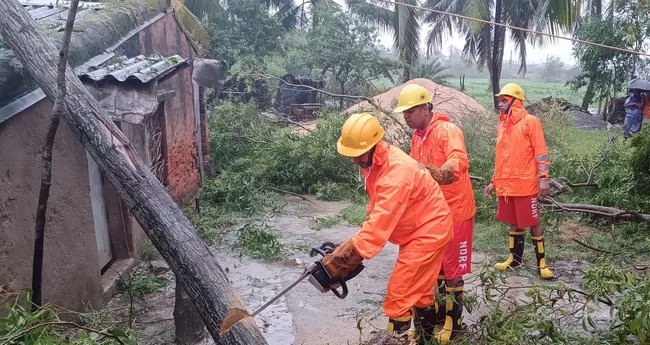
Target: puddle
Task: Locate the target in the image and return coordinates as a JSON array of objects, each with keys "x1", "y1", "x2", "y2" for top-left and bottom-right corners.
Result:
[{"x1": 213, "y1": 252, "x2": 301, "y2": 345}]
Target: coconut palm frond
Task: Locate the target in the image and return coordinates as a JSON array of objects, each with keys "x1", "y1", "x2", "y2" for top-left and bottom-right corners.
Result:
[
  {"x1": 182, "y1": 0, "x2": 224, "y2": 20},
  {"x1": 345, "y1": 0, "x2": 394, "y2": 32}
]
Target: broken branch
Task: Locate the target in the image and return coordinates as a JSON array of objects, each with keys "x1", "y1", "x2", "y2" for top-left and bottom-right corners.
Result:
[
  {"x1": 31, "y1": 0, "x2": 80, "y2": 310},
  {"x1": 541, "y1": 197, "x2": 650, "y2": 223}
]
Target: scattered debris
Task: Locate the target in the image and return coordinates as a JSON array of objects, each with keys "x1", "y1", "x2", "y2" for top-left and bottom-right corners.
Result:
[
  {"x1": 525, "y1": 97, "x2": 611, "y2": 130},
  {"x1": 364, "y1": 331, "x2": 414, "y2": 345}
]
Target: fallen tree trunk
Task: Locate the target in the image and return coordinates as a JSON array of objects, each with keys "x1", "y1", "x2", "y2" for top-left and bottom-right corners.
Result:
[
  {"x1": 541, "y1": 198, "x2": 650, "y2": 222},
  {"x1": 0, "y1": 1, "x2": 267, "y2": 344}
]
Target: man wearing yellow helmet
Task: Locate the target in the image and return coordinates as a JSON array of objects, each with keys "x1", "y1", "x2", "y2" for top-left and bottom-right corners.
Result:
[
  {"x1": 394, "y1": 83, "x2": 476, "y2": 344},
  {"x1": 484, "y1": 83, "x2": 554, "y2": 280},
  {"x1": 321, "y1": 112, "x2": 454, "y2": 339}
]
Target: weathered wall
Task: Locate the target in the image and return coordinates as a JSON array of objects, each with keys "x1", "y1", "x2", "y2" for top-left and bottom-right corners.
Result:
[
  {"x1": 0, "y1": 99, "x2": 103, "y2": 311},
  {"x1": 115, "y1": 13, "x2": 201, "y2": 202}
]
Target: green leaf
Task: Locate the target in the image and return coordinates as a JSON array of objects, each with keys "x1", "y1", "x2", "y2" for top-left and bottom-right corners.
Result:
[{"x1": 109, "y1": 327, "x2": 128, "y2": 339}]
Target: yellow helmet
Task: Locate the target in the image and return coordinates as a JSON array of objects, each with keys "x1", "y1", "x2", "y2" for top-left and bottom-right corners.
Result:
[
  {"x1": 495, "y1": 83, "x2": 525, "y2": 102},
  {"x1": 393, "y1": 84, "x2": 432, "y2": 113},
  {"x1": 337, "y1": 113, "x2": 385, "y2": 157}
]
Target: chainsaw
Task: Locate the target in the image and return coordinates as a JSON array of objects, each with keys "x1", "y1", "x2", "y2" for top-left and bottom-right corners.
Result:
[{"x1": 218, "y1": 242, "x2": 365, "y2": 336}]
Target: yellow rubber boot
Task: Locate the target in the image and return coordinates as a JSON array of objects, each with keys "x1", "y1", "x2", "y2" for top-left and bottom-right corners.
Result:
[
  {"x1": 494, "y1": 231, "x2": 524, "y2": 271},
  {"x1": 435, "y1": 286, "x2": 464, "y2": 344},
  {"x1": 532, "y1": 235, "x2": 554, "y2": 279}
]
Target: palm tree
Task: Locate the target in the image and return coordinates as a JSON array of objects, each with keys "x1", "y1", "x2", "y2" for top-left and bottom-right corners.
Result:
[
  {"x1": 424, "y1": 0, "x2": 581, "y2": 109},
  {"x1": 345, "y1": 0, "x2": 422, "y2": 83},
  {"x1": 411, "y1": 57, "x2": 454, "y2": 84}
]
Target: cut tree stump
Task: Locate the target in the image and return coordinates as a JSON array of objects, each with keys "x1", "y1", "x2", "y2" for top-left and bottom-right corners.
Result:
[
  {"x1": 175, "y1": 278, "x2": 206, "y2": 345},
  {"x1": 0, "y1": 1, "x2": 267, "y2": 344}
]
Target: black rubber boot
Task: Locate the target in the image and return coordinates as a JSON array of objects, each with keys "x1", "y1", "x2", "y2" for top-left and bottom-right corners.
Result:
[
  {"x1": 388, "y1": 314, "x2": 412, "y2": 334},
  {"x1": 412, "y1": 305, "x2": 436, "y2": 344},
  {"x1": 435, "y1": 286, "x2": 464, "y2": 344},
  {"x1": 494, "y1": 231, "x2": 524, "y2": 271},
  {"x1": 435, "y1": 272, "x2": 446, "y2": 326}
]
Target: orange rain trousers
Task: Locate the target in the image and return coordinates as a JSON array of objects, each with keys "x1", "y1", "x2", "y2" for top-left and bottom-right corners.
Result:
[
  {"x1": 351, "y1": 141, "x2": 454, "y2": 318},
  {"x1": 410, "y1": 112, "x2": 476, "y2": 224}
]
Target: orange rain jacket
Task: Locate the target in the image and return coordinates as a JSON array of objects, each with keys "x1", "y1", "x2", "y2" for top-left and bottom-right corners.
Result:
[
  {"x1": 492, "y1": 100, "x2": 550, "y2": 197},
  {"x1": 410, "y1": 112, "x2": 476, "y2": 224},
  {"x1": 350, "y1": 141, "x2": 454, "y2": 317}
]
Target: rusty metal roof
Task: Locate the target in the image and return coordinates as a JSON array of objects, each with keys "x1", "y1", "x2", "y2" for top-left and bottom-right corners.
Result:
[{"x1": 77, "y1": 54, "x2": 187, "y2": 83}]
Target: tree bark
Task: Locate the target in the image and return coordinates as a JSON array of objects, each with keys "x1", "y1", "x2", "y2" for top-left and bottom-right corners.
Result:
[
  {"x1": 0, "y1": 1, "x2": 267, "y2": 344},
  {"x1": 31, "y1": 0, "x2": 80, "y2": 310},
  {"x1": 401, "y1": 65, "x2": 410, "y2": 84},
  {"x1": 581, "y1": 79, "x2": 596, "y2": 111},
  {"x1": 175, "y1": 277, "x2": 206, "y2": 345}
]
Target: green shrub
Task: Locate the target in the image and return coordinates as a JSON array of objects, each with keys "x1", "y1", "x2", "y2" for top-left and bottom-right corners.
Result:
[
  {"x1": 0, "y1": 293, "x2": 135, "y2": 344},
  {"x1": 204, "y1": 103, "x2": 360, "y2": 213},
  {"x1": 234, "y1": 223, "x2": 284, "y2": 261},
  {"x1": 629, "y1": 126, "x2": 650, "y2": 194}
]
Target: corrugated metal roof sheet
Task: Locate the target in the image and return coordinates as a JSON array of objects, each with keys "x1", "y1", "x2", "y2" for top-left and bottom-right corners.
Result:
[
  {"x1": 20, "y1": 0, "x2": 104, "y2": 30},
  {"x1": 78, "y1": 54, "x2": 187, "y2": 83}
]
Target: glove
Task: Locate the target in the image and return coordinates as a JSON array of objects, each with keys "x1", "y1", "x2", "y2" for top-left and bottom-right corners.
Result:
[
  {"x1": 321, "y1": 240, "x2": 364, "y2": 281},
  {"x1": 425, "y1": 164, "x2": 455, "y2": 185}
]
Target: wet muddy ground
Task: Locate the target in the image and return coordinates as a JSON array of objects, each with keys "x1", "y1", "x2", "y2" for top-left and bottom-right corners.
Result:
[{"x1": 100, "y1": 196, "x2": 611, "y2": 345}]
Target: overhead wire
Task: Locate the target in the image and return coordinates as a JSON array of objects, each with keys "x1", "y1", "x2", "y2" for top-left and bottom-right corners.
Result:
[{"x1": 375, "y1": 0, "x2": 650, "y2": 58}]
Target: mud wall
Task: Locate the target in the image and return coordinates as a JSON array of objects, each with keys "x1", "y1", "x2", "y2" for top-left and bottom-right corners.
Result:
[
  {"x1": 0, "y1": 99, "x2": 103, "y2": 311},
  {"x1": 115, "y1": 12, "x2": 201, "y2": 202}
]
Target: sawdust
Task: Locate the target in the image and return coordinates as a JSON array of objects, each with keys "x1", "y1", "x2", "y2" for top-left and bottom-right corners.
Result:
[{"x1": 345, "y1": 78, "x2": 489, "y2": 142}]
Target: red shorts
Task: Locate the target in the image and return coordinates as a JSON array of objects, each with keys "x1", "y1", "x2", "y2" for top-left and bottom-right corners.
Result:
[
  {"x1": 440, "y1": 217, "x2": 474, "y2": 280},
  {"x1": 496, "y1": 195, "x2": 540, "y2": 228}
]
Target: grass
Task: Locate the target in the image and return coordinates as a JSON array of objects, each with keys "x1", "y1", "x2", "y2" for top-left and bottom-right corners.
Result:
[
  {"x1": 117, "y1": 264, "x2": 168, "y2": 298},
  {"x1": 313, "y1": 215, "x2": 342, "y2": 229},
  {"x1": 562, "y1": 128, "x2": 614, "y2": 156},
  {"x1": 462, "y1": 78, "x2": 586, "y2": 109},
  {"x1": 185, "y1": 204, "x2": 236, "y2": 246},
  {"x1": 341, "y1": 203, "x2": 367, "y2": 226},
  {"x1": 141, "y1": 239, "x2": 159, "y2": 262}
]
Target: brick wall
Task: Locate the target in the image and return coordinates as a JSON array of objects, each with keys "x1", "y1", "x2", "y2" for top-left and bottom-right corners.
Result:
[{"x1": 118, "y1": 13, "x2": 202, "y2": 202}]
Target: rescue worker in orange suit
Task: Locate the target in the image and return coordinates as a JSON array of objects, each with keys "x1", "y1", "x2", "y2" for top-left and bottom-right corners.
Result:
[
  {"x1": 484, "y1": 83, "x2": 554, "y2": 280},
  {"x1": 394, "y1": 84, "x2": 477, "y2": 344},
  {"x1": 320, "y1": 112, "x2": 455, "y2": 340}
]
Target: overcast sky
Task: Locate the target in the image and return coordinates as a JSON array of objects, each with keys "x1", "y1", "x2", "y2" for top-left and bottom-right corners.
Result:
[{"x1": 330, "y1": 0, "x2": 577, "y2": 65}]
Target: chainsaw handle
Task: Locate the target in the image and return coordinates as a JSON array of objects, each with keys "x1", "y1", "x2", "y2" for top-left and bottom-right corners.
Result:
[
  {"x1": 309, "y1": 242, "x2": 337, "y2": 258},
  {"x1": 331, "y1": 280, "x2": 348, "y2": 299}
]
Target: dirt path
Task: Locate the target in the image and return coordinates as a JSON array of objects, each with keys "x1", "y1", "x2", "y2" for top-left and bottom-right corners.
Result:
[{"x1": 100, "y1": 196, "x2": 612, "y2": 345}]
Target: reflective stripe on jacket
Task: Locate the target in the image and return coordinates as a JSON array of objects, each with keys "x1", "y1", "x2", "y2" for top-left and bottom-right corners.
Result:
[
  {"x1": 493, "y1": 100, "x2": 550, "y2": 197},
  {"x1": 351, "y1": 141, "x2": 454, "y2": 259},
  {"x1": 410, "y1": 112, "x2": 476, "y2": 224}
]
